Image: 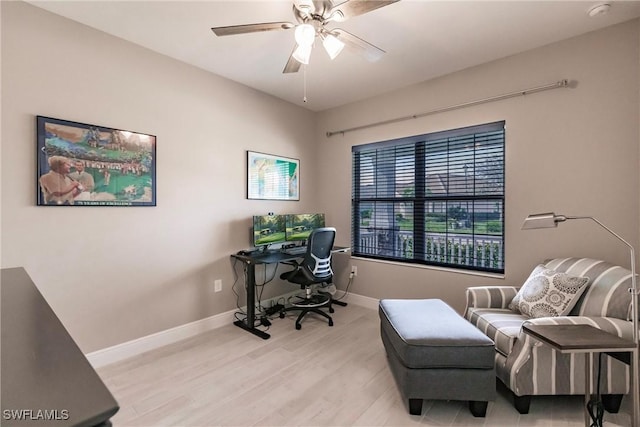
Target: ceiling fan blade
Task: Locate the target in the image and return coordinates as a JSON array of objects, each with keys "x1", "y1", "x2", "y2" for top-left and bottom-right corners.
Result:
[
  {"x1": 328, "y1": 0, "x2": 399, "y2": 22},
  {"x1": 283, "y1": 48, "x2": 302, "y2": 74},
  {"x1": 211, "y1": 22, "x2": 294, "y2": 37},
  {"x1": 332, "y1": 28, "x2": 385, "y2": 62}
]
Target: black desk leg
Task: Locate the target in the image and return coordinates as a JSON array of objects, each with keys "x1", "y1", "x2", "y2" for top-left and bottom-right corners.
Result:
[{"x1": 234, "y1": 261, "x2": 270, "y2": 340}]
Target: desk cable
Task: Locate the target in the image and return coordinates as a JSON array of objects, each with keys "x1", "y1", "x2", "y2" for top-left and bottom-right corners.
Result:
[
  {"x1": 231, "y1": 257, "x2": 278, "y2": 331},
  {"x1": 231, "y1": 258, "x2": 256, "y2": 327},
  {"x1": 255, "y1": 262, "x2": 279, "y2": 314},
  {"x1": 231, "y1": 258, "x2": 244, "y2": 314},
  {"x1": 253, "y1": 262, "x2": 278, "y2": 330},
  {"x1": 331, "y1": 271, "x2": 355, "y2": 303}
]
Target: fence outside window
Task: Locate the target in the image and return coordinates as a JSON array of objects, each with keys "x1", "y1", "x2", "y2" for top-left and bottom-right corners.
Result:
[{"x1": 357, "y1": 230, "x2": 503, "y2": 270}]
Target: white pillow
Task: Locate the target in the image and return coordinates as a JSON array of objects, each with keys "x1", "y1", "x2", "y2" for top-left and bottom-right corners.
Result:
[{"x1": 510, "y1": 265, "x2": 589, "y2": 318}]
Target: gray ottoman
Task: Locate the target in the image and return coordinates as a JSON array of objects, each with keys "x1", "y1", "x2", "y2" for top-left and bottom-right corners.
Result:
[{"x1": 379, "y1": 299, "x2": 496, "y2": 417}]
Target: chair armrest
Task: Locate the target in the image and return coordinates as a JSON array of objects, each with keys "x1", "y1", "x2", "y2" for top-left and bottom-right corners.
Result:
[
  {"x1": 279, "y1": 261, "x2": 301, "y2": 281},
  {"x1": 464, "y1": 286, "x2": 518, "y2": 319},
  {"x1": 465, "y1": 286, "x2": 518, "y2": 311}
]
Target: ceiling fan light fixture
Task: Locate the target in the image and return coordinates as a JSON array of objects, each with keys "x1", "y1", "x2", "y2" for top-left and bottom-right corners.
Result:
[
  {"x1": 322, "y1": 34, "x2": 345, "y2": 60},
  {"x1": 294, "y1": 23, "x2": 316, "y2": 47},
  {"x1": 292, "y1": 44, "x2": 312, "y2": 65}
]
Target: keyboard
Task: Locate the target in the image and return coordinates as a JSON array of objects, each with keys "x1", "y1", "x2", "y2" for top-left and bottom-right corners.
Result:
[{"x1": 283, "y1": 246, "x2": 307, "y2": 255}]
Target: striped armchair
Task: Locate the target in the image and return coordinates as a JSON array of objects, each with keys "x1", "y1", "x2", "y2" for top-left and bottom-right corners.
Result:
[{"x1": 465, "y1": 258, "x2": 634, "y2": 414}]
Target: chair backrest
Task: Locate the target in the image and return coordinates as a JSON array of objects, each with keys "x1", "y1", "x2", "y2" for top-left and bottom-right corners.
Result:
[{"x1": 300, "y1": 227, "x2": 336, "y2": 282}]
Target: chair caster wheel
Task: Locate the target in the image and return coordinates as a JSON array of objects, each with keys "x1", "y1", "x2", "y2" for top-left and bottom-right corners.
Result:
[
  {"x1": 295, "y1": 323, "x2": 302, "y2": 330},
  {"x1": 279, "y1": 312, "x2": 285, "y2": 319},
  {"x1": 329, "y1": 307, "x2": 335, "y2": 313},
  {"x1": 329, "y1": 320, "x2": 334, "y2": 327}
]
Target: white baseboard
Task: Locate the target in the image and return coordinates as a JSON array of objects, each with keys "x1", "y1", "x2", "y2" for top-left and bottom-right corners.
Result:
[
  {"x1": 86, "y1": 292, "x2": 379, "y2": 368},
  {"x1": 86, "y1": 309, "x2": 236, "y2": 368},
  {"x1": 336, "y1": 291, "x2": 379, "y2": 310}
]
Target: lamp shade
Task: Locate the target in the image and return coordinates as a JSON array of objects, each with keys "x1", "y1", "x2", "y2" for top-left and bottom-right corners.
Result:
[
  {"x1": 294, "y1": 24, "x2": 315, "y2": 47},
  {"x1": 292, "y1": 44, "x2": 312, "y2": 65},
  {"x1": 521, "y1": 212, "x2": 566, "y2": 230},
  {"x1": 322, "y1": 34, "x2": 344, "y2": 60}
]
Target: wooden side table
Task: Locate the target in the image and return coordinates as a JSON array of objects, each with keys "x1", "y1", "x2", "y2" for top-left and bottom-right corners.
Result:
[{"x1": 523, "y1": 323, "x2": 638, "y2": 427}]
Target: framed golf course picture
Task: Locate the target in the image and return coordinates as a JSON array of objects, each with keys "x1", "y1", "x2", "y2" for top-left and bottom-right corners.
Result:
[{"x1": 36, "y1": 116, "x2": 156, "y2": 206}]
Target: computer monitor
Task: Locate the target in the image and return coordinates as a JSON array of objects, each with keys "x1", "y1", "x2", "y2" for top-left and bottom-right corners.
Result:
[
  {"x1": 252, "y1": 214, "x2": 286, "y2": 247},
  {"x1": 285, "y1": 213, "x2": 326, "y2": 242}
]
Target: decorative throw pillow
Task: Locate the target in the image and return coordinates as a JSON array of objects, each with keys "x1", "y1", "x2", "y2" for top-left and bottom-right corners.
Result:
[
  {"x1": 508, "y1": 264, "x2": 545, "y2": 312},
  {"x1": 513, "y1": 265, "x2": 589, "y2": 318}
]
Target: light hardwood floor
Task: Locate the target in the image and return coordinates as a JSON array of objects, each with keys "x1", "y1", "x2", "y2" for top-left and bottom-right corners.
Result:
[{"x1": 97, "y1": 303, "x2": 633, "y2": 426}]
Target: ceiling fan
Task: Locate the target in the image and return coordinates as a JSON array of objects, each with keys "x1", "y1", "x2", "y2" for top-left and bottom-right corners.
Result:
[{"x1": 211, "y1": 0, "x2": 399, "y2": 73}]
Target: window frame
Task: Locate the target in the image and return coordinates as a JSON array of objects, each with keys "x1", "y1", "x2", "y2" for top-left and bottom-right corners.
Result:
[{"x1": 351, "y1": 121, "x2": 505, "y2": 274}]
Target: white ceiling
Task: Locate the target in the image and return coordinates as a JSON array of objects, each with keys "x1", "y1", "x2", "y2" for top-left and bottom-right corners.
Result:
[{"x1": 27, "y1": 0, "x2": 640, "y2": 112}]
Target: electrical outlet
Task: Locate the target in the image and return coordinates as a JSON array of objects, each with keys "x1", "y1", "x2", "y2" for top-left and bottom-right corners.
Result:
[
  {"x1": 351, "y1": 265, "x2": 357, "y2": 276},
  {"x1": 214, "y1": 279, "x2": 222, "y2": 292}
]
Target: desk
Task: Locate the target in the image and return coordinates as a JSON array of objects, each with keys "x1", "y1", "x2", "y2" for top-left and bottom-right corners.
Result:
[
  {"x1": 1, "y1": 267, "x2": 119, "y2": 427},
  {"x1": 522, "y1": 323, "x2": 638, "y2": 427},
  {"x1": 231, "y1": 246, "x2": 349, "y2": 339}
]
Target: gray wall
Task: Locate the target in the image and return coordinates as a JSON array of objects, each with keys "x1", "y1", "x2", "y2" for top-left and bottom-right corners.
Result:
[
  {"x1": 316, "y1": 19, "x2": 640, "y2": 314},
  {"x1": 2, "y1": 1, "x2": 639, "y2": 352},
  {"x1": 1, "y1": 1, "x2": 317, "y2": 352}
]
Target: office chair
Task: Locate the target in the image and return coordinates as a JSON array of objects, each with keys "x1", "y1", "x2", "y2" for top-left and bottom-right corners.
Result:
[{"x1": 279, "y1": 227, "x2": 336, "y2": 330}]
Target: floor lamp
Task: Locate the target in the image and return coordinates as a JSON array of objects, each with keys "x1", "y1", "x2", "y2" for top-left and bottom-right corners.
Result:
[{"x1": 522, "y1": 212, "x2": 639, "y2": 426}]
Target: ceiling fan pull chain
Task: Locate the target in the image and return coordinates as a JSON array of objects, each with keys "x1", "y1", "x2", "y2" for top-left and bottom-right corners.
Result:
[{"x1": 303, "y1": 65, "x2": 308, "y2": 103}]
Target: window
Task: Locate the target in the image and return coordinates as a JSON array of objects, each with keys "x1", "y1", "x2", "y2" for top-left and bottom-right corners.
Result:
[{"x1": 351, "y1": 121, "x2": 505, "y2": 273}]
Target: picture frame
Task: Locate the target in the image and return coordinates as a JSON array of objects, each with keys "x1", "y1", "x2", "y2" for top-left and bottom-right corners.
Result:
[
  {"x1": 247, "y1": 151, "x2": 299, "y2": 201},
  {"x1": 36, "y1": 116, "x2": 156, "y2": 206}
]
